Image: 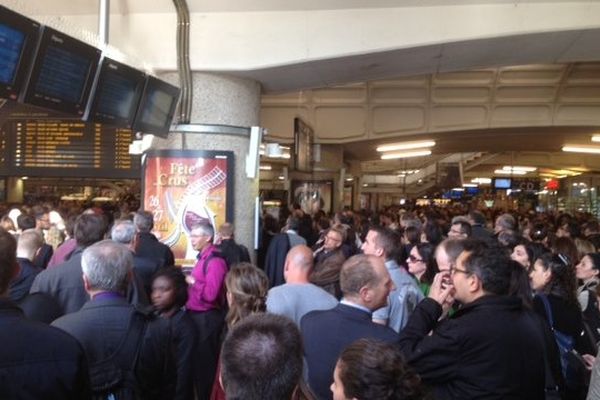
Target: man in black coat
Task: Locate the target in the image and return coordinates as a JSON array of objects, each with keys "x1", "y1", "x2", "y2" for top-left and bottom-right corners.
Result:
[
  {"x1": 52, "y1": 240, "x2": 175, "y2": 399},
  {"x1": 398, "y1": 243, "x2": 546, "y2": 400},
  {"x1": 0, "y1": 228, "x2": 91, "y2": 399},
  {"x1": 10, "y1": 229, "x2": 43, "y2": 302},
  {"x1": 216, "y1": 222, "x2": 250, "y2": 269},
  {"x1": 134, "y1": 211, "x2": 175, "y2": 268},
  {"x1": 301, "y1": 254, "x2": 399, "y2": 400}
]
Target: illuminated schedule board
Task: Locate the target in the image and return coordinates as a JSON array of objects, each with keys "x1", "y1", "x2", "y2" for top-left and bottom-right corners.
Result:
[{"x1": 2, "y1": 119, "x2": 140, "y2": 178}]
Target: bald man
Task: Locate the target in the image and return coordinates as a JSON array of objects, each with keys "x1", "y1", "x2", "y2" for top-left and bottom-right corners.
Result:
[{"x1": 266, "y1": 245, "x2": 337, "y2": 326}]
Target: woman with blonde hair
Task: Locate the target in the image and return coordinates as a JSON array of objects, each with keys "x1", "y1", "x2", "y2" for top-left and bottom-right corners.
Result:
[{"x1": 210, "y1": 263, "x2": 269, "y2": 400}]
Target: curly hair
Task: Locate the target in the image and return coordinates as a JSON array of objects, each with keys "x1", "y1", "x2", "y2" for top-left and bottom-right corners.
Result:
[
  {"x1": 225, "y1": 263, "x2": 269, "y2": 327},
  {"x1": 536, "y1": 252, "x2": 579, "y2": 309},
  {"x1": 152, "y1": 267, "x2": 189, "y2": 309},
  {"x1": 337, "y1": 338, "x2": 426, "y2": 400}
]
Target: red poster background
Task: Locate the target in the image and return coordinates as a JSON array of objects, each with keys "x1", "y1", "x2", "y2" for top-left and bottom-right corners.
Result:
[{"x1": 143, "y1": 153, "x2": 230, "y2": 265}]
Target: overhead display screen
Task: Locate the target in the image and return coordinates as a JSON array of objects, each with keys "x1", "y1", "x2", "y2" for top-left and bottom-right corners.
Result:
[
  {"x1": 87, "y1": 57, "x2": 146, "y2": 128},
  {"x1": 132, "y1": 76, "x2": 180, "y2": 138},
  {"x1": 23, "y1": 27, "x2": 101, "y2": 116},
  {"x1": 0, "y1": 5, "x2": 41, "y2": 100},
  {"x1": 1, "y1": 118, "x2": 140, "y2": 178}
]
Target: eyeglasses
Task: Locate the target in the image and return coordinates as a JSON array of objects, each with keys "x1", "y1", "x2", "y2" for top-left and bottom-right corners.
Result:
[
  {"x1": 408, "y1": 255, "x2": 423, "y2": 263},
  {"x1": 325, "y1": 235, "x2": 342, "y2": 243},
  {"x1": 451, "y1": 267, "x2": 470, "y2": 275}
]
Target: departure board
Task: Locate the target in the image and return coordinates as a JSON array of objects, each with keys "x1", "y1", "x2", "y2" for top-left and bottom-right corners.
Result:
[{"x1": 2, "y1": 118, "x2": 140, "y2": 178}]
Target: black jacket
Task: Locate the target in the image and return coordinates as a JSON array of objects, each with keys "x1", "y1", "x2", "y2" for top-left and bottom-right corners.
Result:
[
  {"x1": 136, "y1": 232, "x2": 175, "y2": 268},
  {"x1": 52, "y1": 296, "x2": 176, "y2": 400},
  {"x1": 217, "y1": 239, "x2": 250, "y2": 269},
  {"x1": 398, "y1": 296, "x2": 545, "y2": 400},
  {"x1": 264, "y1": 233, "x2": 290, "y2": 288},
  {"x1": 0, "y1": 298, "x2": 91, "y2": 399},
  {"x1": 10, "y1": 257, "x2": 42, "y2": 302}
]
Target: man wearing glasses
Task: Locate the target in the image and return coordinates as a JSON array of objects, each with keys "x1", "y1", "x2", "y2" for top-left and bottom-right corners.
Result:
[
  {"x1": 314, "y1": 224, "x2": 346, "y2": 267},
  {"x1": 398, "y1": 242, "x2": 546, "y2": 400}
]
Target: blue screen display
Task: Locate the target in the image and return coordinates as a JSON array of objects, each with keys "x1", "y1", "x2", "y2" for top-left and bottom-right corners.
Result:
[
  {"x1": 494, "y1": 178, "x2": 511, "y2": 189},
  {"x1": 34, "y1": 45, "x2": 91, "y2": 103},
  {"x1": 96, "y1": 71, "x2": 137, "y2": 119},
  {"x1": 0, "y1": 23, "x2": 25, "y2": 85}
]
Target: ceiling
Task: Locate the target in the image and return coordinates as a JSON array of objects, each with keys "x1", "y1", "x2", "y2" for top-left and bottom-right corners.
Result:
[{"x1": 13, "y1": 0, "x2": 597, "y2": 15}]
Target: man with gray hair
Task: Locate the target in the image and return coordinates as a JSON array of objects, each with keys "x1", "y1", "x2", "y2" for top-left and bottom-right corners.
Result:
[
  {"x1": 111, "y1": 219, "x2": 160, "y2": 297},
  {"x1": 301, "y1": 254, "x2": 399, "y2": 400},
  {"x1": 133, "y1": 210, "x2": 175, "y2": 268},
  {"x1": 52, "y1": 240, "x2": 175, "y2": 399},
  {"x1": 10, "y1": 229, "x2": 43, "y2": 302}
]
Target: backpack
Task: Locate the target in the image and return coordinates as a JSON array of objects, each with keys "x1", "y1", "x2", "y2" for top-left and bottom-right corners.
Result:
[
  {"x1": 89, "y1": 310, "x2": 147, "y2": 400},
  {"x1": 538, "y1": 294, "x2": 587, "y2": 389}
]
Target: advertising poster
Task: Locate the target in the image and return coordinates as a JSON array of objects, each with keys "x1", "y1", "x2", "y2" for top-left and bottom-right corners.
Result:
[
  {"x1": 142, "y1": 150, "x2": 234, "y2": 266},
  {"x1": 292, "y1": 180, "x2": 333, "y2": 214}
]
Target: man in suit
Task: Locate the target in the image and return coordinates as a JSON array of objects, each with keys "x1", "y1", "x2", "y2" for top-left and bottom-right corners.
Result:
[
  {"x1": 134, "y1": 211, "x2": 175, "y2": 268},
  {"x1": 111, "y1": 219, "x2": 161, "y2": 298},
  {"x1": 52, "y1": 240, "x2": 175, "y2": 399},
  {"x1": 0, "y1": 227, "x2": 91, "y2": 399},
  {"x1": 10, "y1": 229, "x2": 43, "y2": 302},
  {"x1": 301, "y1": 254, "x2": 399, "y2": 400}
]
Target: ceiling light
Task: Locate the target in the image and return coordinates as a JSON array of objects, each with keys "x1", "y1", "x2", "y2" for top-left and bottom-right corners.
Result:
[
  {"x1": 502, "y1": 166, "x2": 537, "y2": 172},
  {"x1": 381, "y1": 150, "x2": 431, "y2": 160},
  {"x1": 494, "y1": 169, "x2": 527, "y2": 175},
  {"x1": 463, "y1": 183, "x2": 478, "y2": 188},
  {"x1": 471, "y1": 177, "x2": 492, "y2": 184},
  {"x1": 452, "y1": 188, "x2": 465, "y2": 191},
  {"x1": 259, "y1": 165, "x2": 272, "y2": 171},
  {"x1": 345, "y1": 177, "x2": 353, "y2": 181},
  {"x1": 562, "y1": 145, "x2": 600, "y2": 154},
  {"x1": 376, "y1": 140, "x2": 435, "y2": 152},
  {"x1": 592, "y1": 135, "x2": 600, "y2": 142}
]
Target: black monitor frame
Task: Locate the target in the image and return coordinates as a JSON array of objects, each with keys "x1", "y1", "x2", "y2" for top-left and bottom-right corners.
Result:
[
  {"x1": 132, "y1": 75, "x2": 180, "y2": 138},
  {"x1": 87, "y1": 57, "x2": 146, "y2": 129},
  {"x1": 23, "y1": 26, "x2": 101, "y2": 116},
  {"x1": 0, "y1": 5, "x2": 41, "y2": 101}
]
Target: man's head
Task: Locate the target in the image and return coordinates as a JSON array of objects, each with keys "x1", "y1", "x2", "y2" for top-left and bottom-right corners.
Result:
[
  {"x1": 218, "y1": 222, "x2": 235, "y2": 240},
  {"x1": 361, "y1": 227, "x2": 394, "y2": 260},
  {"x1": 16, "y1": 214, "x2": 35, "y2": 231},
  {"x1": 32, "y1": 206, "x2": 50, "y2": 230},
  {"x1": 110, "y1": 220, "x2": 136, "y2": 246},
  {"x1": 340, "y1": 254, "x2": 393, "y2": 311},
  {"x1": 74, "y1": 213, "x2": 108, "y2": 248},
  {"x1": 494, "y1": 213, "x2": 516, "y2": 234},
  {"x1": 190, "y1": 222, "x2": 214, "y2": 252},
  {"x1": 323, "y1": 224, "x2": 346, "y2": 252},
  {"x1": 283, "y1": 245, "x2": 314, "y2": 283},
  {"x1": 451, "y1": 243, "x2": 511, "y2": 304},
  {"x1": 17, "y1": 229, "x2": 43, "y2": 261},
  {"x1": 81, "y1": 239, "x2": 133, "y2": 296},
  {"x1": 448, "y1": 221, "x2": 472, "y2": 240},
  {"x1": 0, "y1": 228, "x2": 19, "y2": 296},
  {"x1": 468, "y1": 210, "x2": 487, "y2": 226},
  {"x1": 220, "y1": 313, "x2": 303, "y2": 400},
  {"x1": 133, "y1": 211, "x2": 154, "y2": 233}
]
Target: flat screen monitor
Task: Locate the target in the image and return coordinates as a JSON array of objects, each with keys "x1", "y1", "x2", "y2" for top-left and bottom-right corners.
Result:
[
  {"x1": 87, "y1": 57, "x2": 146, "y2": 129},
  {"x1": 23, "y1": 26, "x2": 101, "y2": 116},
  {"x1": 494, "y1": 178, "x2": 511, "y2": 189},
  {"x1": 132, "y1": 76, "x2": 180, "y2": 138},
  {"x1": 0, "y1": 6, "x2": 41, "y2": 100},
  {"x1": 465, "y1": 187, "x2": 480, "y2": 196}
]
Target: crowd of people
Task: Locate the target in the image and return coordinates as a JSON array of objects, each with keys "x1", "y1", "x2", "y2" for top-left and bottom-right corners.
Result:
[{"x1": 2, "y1": 201, "x2": 600, "y2": 399}]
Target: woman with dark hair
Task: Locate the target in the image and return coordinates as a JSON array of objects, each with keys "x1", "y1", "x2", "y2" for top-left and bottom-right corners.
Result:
[
  {"x1": 330, "y1": 338, "x2": 426, "y2": 400},
  {"x1": 576, "y1": 253, "x2": 600, "y2": 347},
  {"x1": 511, "y1": 241, "x2": 548, "y2": 270},
  {"x1": 551, "y1": 236, "x2": 580, "y2": 267},
  {"x1": 421, "y1": 221, "x2": 443, "y2": 247},
  {"x1": 210, "y1": 263, "x2": 269, "y2": 400},
  {"x1": 407, "y1": 242, "x2": 438, "y2": 296},
  {"x1": 530, "y1": 222, "x2": 550, "y2": 244},
  {"x1": 151, "y1": 267, "x2": 197, "y2": 400},
  {"x1": 530, "y1": 253, "x2": 594, "y2": 399}
]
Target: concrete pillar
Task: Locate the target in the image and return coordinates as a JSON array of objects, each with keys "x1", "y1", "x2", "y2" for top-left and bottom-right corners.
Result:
[
  {"x1": 149, "y1": 72, "x2": 261, "y2": 256},
  {"x1": 6, "y1": 177, "x2": 23, "y2": 203}
]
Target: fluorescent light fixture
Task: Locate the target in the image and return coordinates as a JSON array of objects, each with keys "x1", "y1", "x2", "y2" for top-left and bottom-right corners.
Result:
[
  {"x1": 452, "y1": 188, "x2": 465, "y2": 191},
  {"x1": 376, "y1": 140, "x2": 435, "y2": 152},
  {"x1": 471, "y1": 177, "x2": 491, "y2": 184},
  {"x1": 345, "y1": 177, "x2": 354, "y2": 181},
  {"x1": 463, "y1": 183, "x2": 478, "y2": 188},
  {"x1": 21, "y1": 176, "x2": 28, "y2": 180},
  {"x1": 494, "y1": 169, "x2": 526, "y2": 175},
  {"x1": 562, "y1": 145, "x2": 600, "y2": 154},
  {"x1": 381, "y1": 149, "x2": 431, "y2": 160},
  {"x1": 502, "y1": 166, "x2": 537, "y2": 172},
  {"x1": 592, "y1": 135, "x2": 600, "y2": 142},
  {"x1": 278, "y1": 175, "x2": 285, "y2": 180},
  {"x1": 259, "y1": 165, "x2": 272, "y2": 171}
]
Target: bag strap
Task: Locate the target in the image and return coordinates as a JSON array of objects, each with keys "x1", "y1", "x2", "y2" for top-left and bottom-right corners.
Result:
[{"x1": 538, "y1": 293, "x2": 556, "y2": 330}]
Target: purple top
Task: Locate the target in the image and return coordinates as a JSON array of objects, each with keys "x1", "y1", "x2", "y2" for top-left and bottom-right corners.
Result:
[
  {"x1": 47, "y1": 238, "x2": 77, "y2": 269},
  {"x1": 186, "y1": 244, "x2": 227, "y2": 312}
]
